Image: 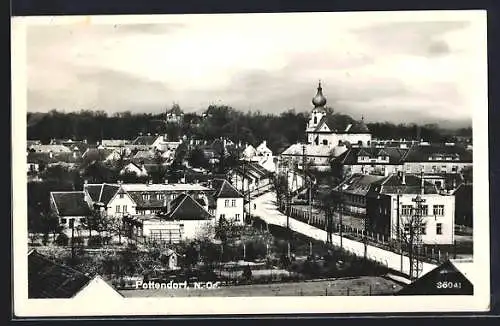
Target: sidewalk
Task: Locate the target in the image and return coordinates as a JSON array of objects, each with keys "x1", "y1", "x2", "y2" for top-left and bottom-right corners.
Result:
[{"x1": 253, "y1": 192, "x2": 438, "y2": 278}]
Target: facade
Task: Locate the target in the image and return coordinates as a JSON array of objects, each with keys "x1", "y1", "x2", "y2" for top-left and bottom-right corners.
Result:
[
  {"x1": 84, "y1": 183, "x2": 137, "y2": 218},
  {"x1": 119, "y1": 162, "x2": 149, "y2": 177},
  {"x1": 402, "y1": 143, "x2": 473, "y2": 174},
  {"x1": 334, "y1": 172, "x2": 456, "y2": 245},
  {"x1": 231, "y1": 161, "x2": 272, "y2": 194},
  {"x1": 211, "y1": 179, "x2": 245, "y2": 225}
]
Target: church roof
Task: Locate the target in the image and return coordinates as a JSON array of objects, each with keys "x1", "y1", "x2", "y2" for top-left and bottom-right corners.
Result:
[{"x1": 347, "y1": 119, "x2": 370, "y2": 133}]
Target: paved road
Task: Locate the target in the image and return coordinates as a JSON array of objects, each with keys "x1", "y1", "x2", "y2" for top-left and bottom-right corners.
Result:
[{"x1": 253, "y1": 192, "x2": 438, "y2": 277}]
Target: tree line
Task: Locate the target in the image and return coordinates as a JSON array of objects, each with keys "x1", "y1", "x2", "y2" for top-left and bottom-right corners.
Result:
[{"x1": 28, "y1": 105, "x2": 471, "y2": 154}]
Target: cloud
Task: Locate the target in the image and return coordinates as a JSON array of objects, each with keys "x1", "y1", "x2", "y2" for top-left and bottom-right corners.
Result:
[{"x1": 24, "y1": 12, "x2": 485, "y2": 126}]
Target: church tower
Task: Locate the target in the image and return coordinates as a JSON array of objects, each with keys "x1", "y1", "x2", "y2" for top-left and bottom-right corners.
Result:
[{"x1": 307, "y1": 81, "x2": 327, "y2": 132}]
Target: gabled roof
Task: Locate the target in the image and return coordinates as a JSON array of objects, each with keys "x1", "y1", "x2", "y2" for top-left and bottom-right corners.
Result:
[
  {"x1": 132, "y1": 136, "x2": 159, "y2": 146},
  {"x1": 128, "y1": 191, "x2": 165, "y2": 209},
  {"x1": 28, "y1": 144, "x2": 72, "y2": 153},
  {"x1": 280, "y1": 144, "x2": 335, "y2": 157},
  {"x1": 83, "y1": 148, "x2": 116, "y2": 162},
  {"x1": 212, "y1": 179, "x2": 243, "y2": 198},
  {"x1": 347, "y1": 119, "x2": 370, "y2": 134},
  {"x1": 313, "y1": 116, "x2": 332, "y2": 132},
  {"x1": 404, "y1": 144, "x2": 472, "y2": 163},
  {"x1": 397, "y1": 260, "x2": 473, "y2": 295},
  {"x1": 161, "y1": 193, "x2": 212, "y2": 220},
  {"x1": 84, "y1": 184, "x2": 121, "y2": 205},
  {"x1": 334, "y1": 147, "x2": 409, "y2": 165},
  {"x1": 375, "y1": 173, "x2": 439, "y2": 195},
  {"x1": 28, "y1": 250, "x2": 93, "y2": 298},
  {"x1": 50, "y1": 191, "x2": 92, "y2": 217},
  {"x1": 334, "y1": 174, "x2": 386, "y2": 196}
]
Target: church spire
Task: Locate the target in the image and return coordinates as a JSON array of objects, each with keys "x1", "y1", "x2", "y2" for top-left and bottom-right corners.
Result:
[{"x1": 312, "y1": 80, "x2": 327, "y2": 108}]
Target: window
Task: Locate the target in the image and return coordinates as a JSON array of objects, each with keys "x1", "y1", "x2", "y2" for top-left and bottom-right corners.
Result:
[
  {"x1": 401, "y1": 205, "x2": 413, "y2": 216},
  {"x1": 61, "y1": 218, "x2": 67, "y2": 224},
  {"x1": 421, "y1": 223, "x2": 427, "y2": 235},
  {"x1": 436, "y1": 223, "x2": 443, "y2": 235},
  {"x1": 119, "y1": 193, "x2": 124, "y2": 199},
  {"x1": 80, "y1": 218, "x2": 86, "y2": 223},
  {"x1": 123, "y1": 205, "x2": 127, "y2": 213},
  {"x1": 404, "y1": 223, "x2": 410, "y2": 233},
  {"x1": 314, "y1": 116, "x2": 317, "y2": 124},
  {"x1": 225, "y1": 200, "x2": 229, "y2": 207},
  {"x1": 220, "y1": 214, "x2": 225, "y2": 220},
  {"x1": 433, "y1": 205, "x2": 445, "y2": 216},
  {"x1": 231, "y1": 199, "x2": 236, "y2": 207},
  {"x1": 142, "y1": 194, "x2": 149, "y2": 201},
  {"x1": 322, "y1": 139, "x2": 328, "y2": 145},
  {"x1": 116, "y1": 205, "x2": 121, "y2": 213},
  {"x1": 235, "y1": 214, "x2": 240, "y2": 221},
  {"x1": 420, "y1": 205, "x2": 429, "y2": 216}
]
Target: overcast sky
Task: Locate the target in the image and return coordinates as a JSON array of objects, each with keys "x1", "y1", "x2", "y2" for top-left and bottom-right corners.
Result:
[{"x1": 25, "y1": 11, "x2": 486, "y2": 126}]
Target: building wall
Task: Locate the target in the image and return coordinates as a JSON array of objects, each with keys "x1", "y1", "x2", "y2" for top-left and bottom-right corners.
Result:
[
  {"x1": 216, "y1": 197, "x2": 244, "y2": 225},
  {"x1": 142, "y1": 219, "x2": 215, "y2": 242},
  {"x1": 403, "y1": 162, "x2": 472, "y2": 174},
  {"x1": 344, "y1": 164, "x2": 403, "y2": 176},
  {"x1": 106, "y1": 193, "x2": 137, "y2": 218},
  {"x1": 389, "y1": 193, "x2": 455, "y2": 245}
]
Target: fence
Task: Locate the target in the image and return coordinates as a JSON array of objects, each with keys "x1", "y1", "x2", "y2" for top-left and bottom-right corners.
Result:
[{"x1": 277, "y1": 204, "x2": 466, "y2": 265}]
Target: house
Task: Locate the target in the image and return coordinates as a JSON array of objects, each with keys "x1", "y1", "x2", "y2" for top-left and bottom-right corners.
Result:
[
  {"x1": 332, "y1": 146, "x2": 409, "y2": 177},
  {"x1": 124, "y1": 193, "x2": 214, "y2": 244},
  {"x1": 279, "y1": 143, "x2": 347, "y2": 172},
  {"x1": 402, "y1": 143, "x2": 473, "y2": 174},
  {"x1": 82, "y1": 148, "x2": 122, "y2": 163},
  {"x1": 119, "y1": 162, "x2": 149, "y2": 178},
  {"x1": 28, "y1": 144, "x2": 71, "y2": 153},
  {"x1": 242, "y1": 144, "x2": 257, "y2": 161},
  {"x1": 49, "y1": 191, "x2": 93, "y2": 228},
  {"x1": 334, "y1": 171, "x2": 456, "y2": 245},
  {"x1": 60, "y1": 139, "x2": 91, "y2": 154},
  {"x1": 128, "y1": 134, "x2": 165, "y2": 151},
  {"x1": 396, "y1": 259, "x2": 473, "y2": 295},
  {"x1": 119, "y1": 183, "x2": 212, "y2": 216},
  {"x1": 84, "y1": 183, "x2": 136, "y2": 218},
  {"x1": 255, "y1": 141, "x2": 273, "y2": 158},
  {"x1": 100, "y1": 139, "x2": 130, "y2": 148},
  {"x1": 28, "y1": 250, "x2": 123, "y2": 299},
  {"x1": 210, "y1": 178, "x2": 245, "y2": 225},
  {"x1": 162, "y1": 248, "x2": 180, "y2": 270},
  {"x1": 230, "y1": 161, "x2": 272, "y2": 194}
]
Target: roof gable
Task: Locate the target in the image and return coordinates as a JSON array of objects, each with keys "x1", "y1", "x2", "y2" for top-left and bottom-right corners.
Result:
[
  {"x1": 28, "y1": 251, "x2": 92, "y2": 298},
  {"x1": 163, "y1": 194, "x2": 212, "y2": 220},
  {"x1": 397, "y1": 260, "x2": 473, "y2": 295},
  {"x1": 213, "y1": 179, "x2": 243, "y2": 198},
  {"x1": 51, "y1": 191, "x2": 92, "y2": 217}
]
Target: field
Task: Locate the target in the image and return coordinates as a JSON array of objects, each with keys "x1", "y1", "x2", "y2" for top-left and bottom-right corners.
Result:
[{"x1": 120, "y1": 276, "x2": 402, "y2": 297}]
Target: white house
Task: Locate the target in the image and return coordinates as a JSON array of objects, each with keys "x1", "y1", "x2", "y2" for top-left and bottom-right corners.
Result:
[
  {"x1": 84, "y1": 183, "x2": 137, "y2": 218},
  {"x1": 120, "y1": 162, "x2": 149, "y2": 177},
  {"x1": 231, "y1": 161, "x2": 272, "y2": 194},
  {"x1": 28, "y1": 250, "x2": 123, "y2": 299},
  {"x1": 49, "y1": 191, "x2": 93, "y2": 228},
  {"x1": 125, "y1": 193, "x2": 215, "y2": 244},
  {"x1": 402, "y1": 143, "x2": 473, "y2": 174},
  {"x1": 211, "y1": 179, "x2": 245, "y2": 225},
  {"x1": 255, "y1": 141, "x2": 273, "y2": 158}
]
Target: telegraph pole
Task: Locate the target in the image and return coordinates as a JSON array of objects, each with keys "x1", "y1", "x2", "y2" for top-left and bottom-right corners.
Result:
[
  {"x1": 396, "y1": 189, "x2": 403, "y2": 273},
  {"x1": 339, "y1": 173, "x2": 344, "y2": 249},
  {"x1": 410, "y1": 170, "x2": 425, "y2": 280}
]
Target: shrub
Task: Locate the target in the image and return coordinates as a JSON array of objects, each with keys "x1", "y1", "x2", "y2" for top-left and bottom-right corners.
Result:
[
  {"x1": 88, "y1": 235, "x2": 103, "y2": 247},
  {"x1": 55, "y1": 233, "x2": 69, "y2": 246}
]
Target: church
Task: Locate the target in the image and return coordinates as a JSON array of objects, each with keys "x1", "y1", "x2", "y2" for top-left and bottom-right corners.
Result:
[
  {"x1": 306, "y1": 81, "x2": 371, "y2": 147},
  {"x1": 279, "y1": 81, "x2": 372, "y2": 172}
]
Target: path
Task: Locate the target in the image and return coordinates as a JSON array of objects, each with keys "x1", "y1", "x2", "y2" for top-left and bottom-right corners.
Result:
[{"x1": 252, "y1": 192, "x2": 438, "y2": 277}]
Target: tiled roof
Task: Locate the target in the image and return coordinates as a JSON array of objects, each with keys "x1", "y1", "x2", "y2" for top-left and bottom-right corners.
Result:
[
  {"x1": 128, "y1": 191, "x2": 165, "y2": 209},
  {"x1": 134, "y1": 150, "x2": 155, "y2": 159},
  {"x1": 161, "y1": 193, "x2": 212, "y2": 220},
  {"x1": 335, "y1": 174, "x2": 386, "y2": 196},
  {"x1": 375, "y1": 173, "x2": 439, "y2": 195},
  {"x1": 404, "y1": 144, "x2": 472, "y2": 163},
  {"x1": 84, "y1": 184, "x2": 120, "y2": 205},
  {"x1": 212, "y1": 179, "x2": 243, "y2": 198},
  {"x1": 62, "y1": 141, "x2": 91, "y2": 153},
  {"x1": 132, "y1": 136, "x2": 158, "y2": 146},
  {"x1": 281, "y1": 144, "x2": 335, "y2": 157},
  {"x1": 29, "y1": 144, "x2": 72, "y2": 153},
  {"x1": 51, "y1": 191, "x2": 92, "y2": 217},
  {"x1": 334, "y1": 147, "x2": 409, "y2": 165},
  {"x1": 28, "y1": 250, "x2": 93, "y2": 298},
  {"x1": 346, "y1": 120, "x2": 370, "y2": 133},
  {"x1": 313, "y1": 116, "x2": 331, "y2": 132},
  {"x1": 83, "y1": 148, "x2": 116, "y2": 162}
]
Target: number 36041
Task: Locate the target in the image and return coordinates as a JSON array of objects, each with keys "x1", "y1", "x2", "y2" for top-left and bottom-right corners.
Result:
[{"x1": 436, "y1": 281, "x2": 462, "y2": 289}]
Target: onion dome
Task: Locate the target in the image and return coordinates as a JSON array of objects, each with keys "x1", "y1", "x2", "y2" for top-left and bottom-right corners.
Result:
[{"x1": 312, "y1": 81, "x2": 327, "y2": 107}]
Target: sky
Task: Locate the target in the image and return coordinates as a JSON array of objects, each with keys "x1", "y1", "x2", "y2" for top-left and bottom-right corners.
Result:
[{"x1": 24, "y1": 11, "x2": 487, "y2": 126}]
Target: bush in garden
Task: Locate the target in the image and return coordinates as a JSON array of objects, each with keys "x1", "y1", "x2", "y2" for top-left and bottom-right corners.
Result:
[
  {"x1": 88, "y1": 235, "x2": 103, "y2": 247},
  {"x1": 55, "y1": 233, "x2": 69, "y2": 246}
]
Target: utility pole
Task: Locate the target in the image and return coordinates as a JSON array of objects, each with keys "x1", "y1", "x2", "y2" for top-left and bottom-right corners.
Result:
[
  {"x1": 70, "y1": 219, "x2": 75, "y2": 262},
  {"x1": 396, "y1": 189, "x2": 403, "y2": 273},
  {"x1": 339, "y1": 174, "x2": 344, "y2": 249},
  {"x1": 410, "y1": 170, "x2": 425, "y2": 280}
]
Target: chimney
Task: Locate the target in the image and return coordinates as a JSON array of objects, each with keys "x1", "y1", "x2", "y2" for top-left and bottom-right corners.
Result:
[
  {"x1": 49, "y1": 151, "x2": 53, "y2": 159},
  {"x1": 401, "y1": 171, "x2": 406, "y2": 185},
  {"x1": 421, "y1": 175, "x2": 425, "y2": 195},
  {"x1": 164, "y1": 179, "x2": 169, "y2": 184}
]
